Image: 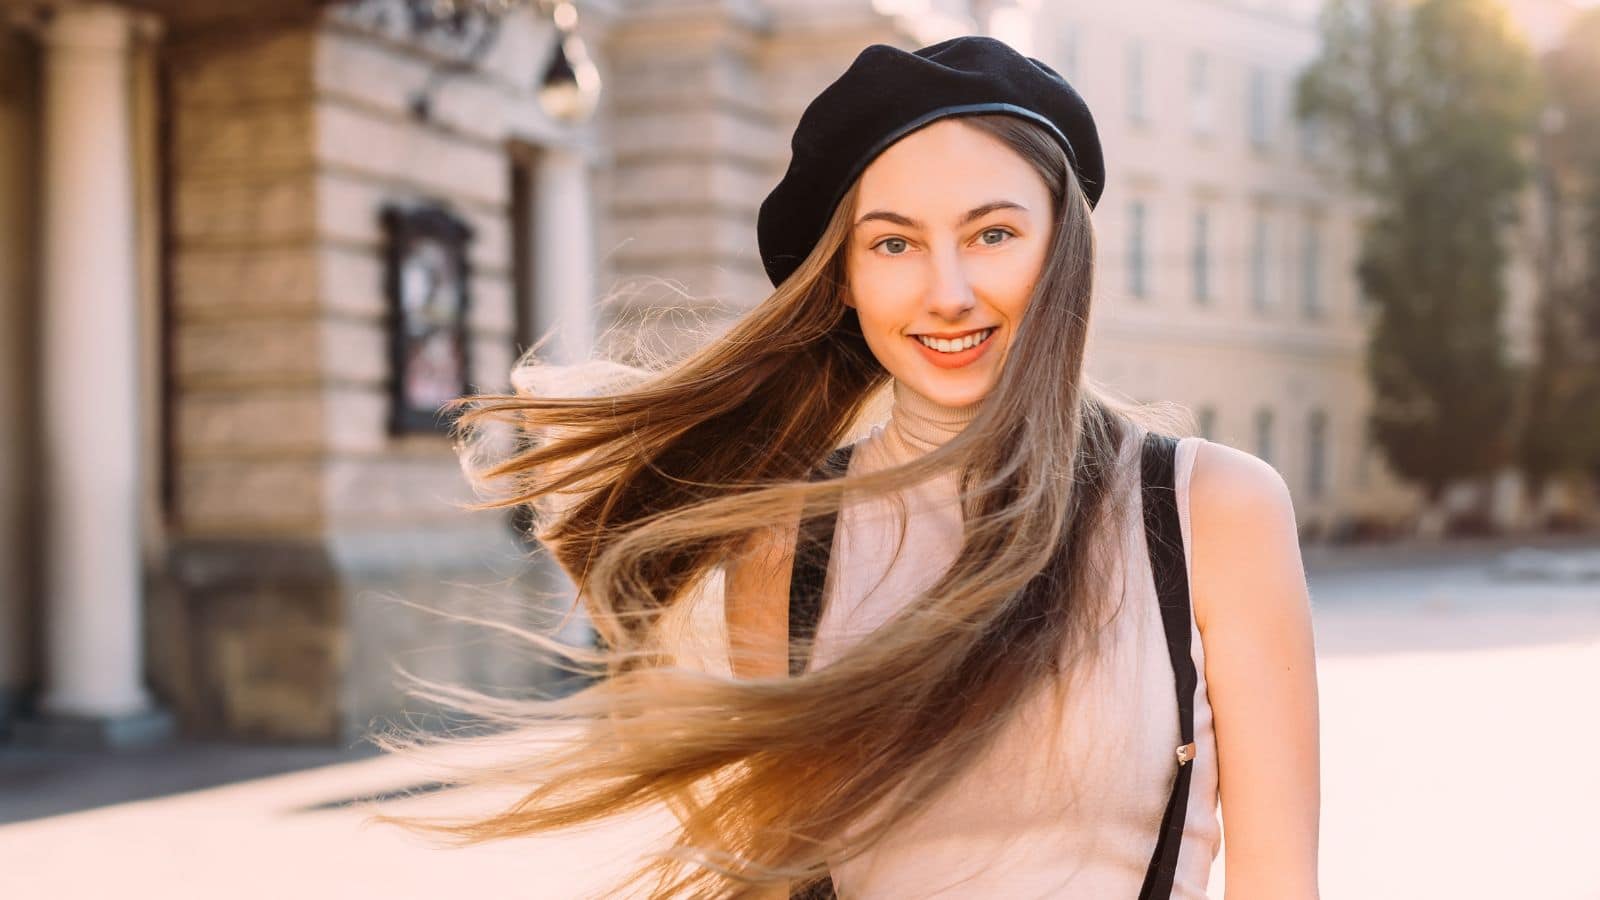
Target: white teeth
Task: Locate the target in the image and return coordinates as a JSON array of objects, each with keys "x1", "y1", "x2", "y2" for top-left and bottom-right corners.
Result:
[{"x1": 915, "y1": 328, "x2": 993, "y2": 353}]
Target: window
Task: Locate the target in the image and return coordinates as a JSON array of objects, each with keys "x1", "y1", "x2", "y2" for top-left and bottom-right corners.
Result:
[
  {"x1": 1128, "y1": 199, "x2": 1149, "y2": 299},
  {"x1": 1307, "y1": 408, "x2": 1329, "y2": 498},
  {"x1": 1251, "y1": 206, "x2": 1270, "y2": 312},
  {"x1": 1057, "y1": 23, "x2": 1081, "y2": 84},
  {"x1": 1127, "y1": 39, "x2": 1147, "y2": 125},
  {"x1": 1299, "y1": 116, "x2": 1324, "y2": 163},
  {"x1": 1254, "y1": 407, "x2": 1275, "y2": 465},
  {"x1": 1356, "y1": 429, "x2": 1373, "y2": 488},
  {"x1": 1198, "y1": 405, "x2": 1218, "y2": 441},
  {"x1": 1248, "y1": 66, "x2": 1271, "y2": 148},
  {"x1": 1302, "y1": 217, "x2": 1322, "y2": 318},
  {"x1": 1189, "y1": 51, "x2": 1213, "y2": 136},
  {"x1": 1192, "y1": 207, "x2": 1211, "y2": 304}
]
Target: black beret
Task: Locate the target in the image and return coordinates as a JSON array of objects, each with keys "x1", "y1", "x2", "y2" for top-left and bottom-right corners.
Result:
[{"x1": 756, "y1": 35, "x2": 1105, "y2": 288}]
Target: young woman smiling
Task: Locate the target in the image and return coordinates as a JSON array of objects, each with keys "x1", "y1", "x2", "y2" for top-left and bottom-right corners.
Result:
[{"x1": 374, "y1": 36, "x2": 1321, "y2": 900}]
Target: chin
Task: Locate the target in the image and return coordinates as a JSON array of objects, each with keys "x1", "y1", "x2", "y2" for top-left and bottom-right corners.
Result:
[{"x1": 905, "y1": 370, "x2": 993, "y2": 408}]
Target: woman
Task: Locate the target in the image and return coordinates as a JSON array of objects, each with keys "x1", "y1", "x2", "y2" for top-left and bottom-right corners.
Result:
[{"x1": 377, "y1": 36, "x2": 1321, "y2": 899}]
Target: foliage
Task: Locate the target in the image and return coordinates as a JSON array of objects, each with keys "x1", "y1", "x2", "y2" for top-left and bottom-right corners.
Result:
[
  {"x1": 1294, "y1": 0, "x2": 1541, "y2": 502},
  {"x1": 1518, "y1": 8, "x2": 1600, "y2": 504}
]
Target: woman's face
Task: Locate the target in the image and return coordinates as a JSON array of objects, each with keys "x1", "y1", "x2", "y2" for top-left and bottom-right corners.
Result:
[{"x1": 845, "y1": 118, "x2": 1055, "y2": 408}]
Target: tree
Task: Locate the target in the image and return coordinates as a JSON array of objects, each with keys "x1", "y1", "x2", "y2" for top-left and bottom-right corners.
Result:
[
  {"x1": 1294, "y1": 0, "x2": 1541, "y2": 514},
  {"x1": 1517, "y1": 8, "x2": 1600, "y2": 523}
]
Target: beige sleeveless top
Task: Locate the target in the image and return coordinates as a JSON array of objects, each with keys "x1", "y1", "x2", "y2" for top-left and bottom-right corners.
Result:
[{"x1": 809, "y1": 380, "x2": 1221, "y2": 898}]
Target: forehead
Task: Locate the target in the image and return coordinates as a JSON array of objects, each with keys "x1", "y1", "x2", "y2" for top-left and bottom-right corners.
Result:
[{"x1": 853, "y1": 117, "x2": 1047, "y2": 214}]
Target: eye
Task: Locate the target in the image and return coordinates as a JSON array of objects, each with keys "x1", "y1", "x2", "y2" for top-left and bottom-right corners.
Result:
[
  {"x1": 977, "y1": 227, "x2": 1015, "y2": 246},
  {"x1": 871, "y1": 236, "x2": 910, "y2": 256}
]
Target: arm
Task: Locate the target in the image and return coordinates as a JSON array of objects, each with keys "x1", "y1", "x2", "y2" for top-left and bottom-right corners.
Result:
[
  {"x1": 723, "y1": 512, "x2": 800, "y2": 680},
  {"x1": 1188, "y1": 440, "x2": 1322, "y2": 899}
]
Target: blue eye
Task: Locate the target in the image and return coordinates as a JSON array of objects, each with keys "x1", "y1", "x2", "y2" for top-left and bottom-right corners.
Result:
[{"x1": 873, "y1": 237, "x2": 909, "y2": 255}]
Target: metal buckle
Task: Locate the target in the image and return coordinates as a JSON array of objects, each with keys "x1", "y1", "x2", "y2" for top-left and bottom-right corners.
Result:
[{"x1": 1176, "y1": 742, "x2": 1196, "y2": 766}]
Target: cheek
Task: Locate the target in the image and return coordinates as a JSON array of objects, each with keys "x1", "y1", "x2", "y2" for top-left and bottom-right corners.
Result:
[
  {"x1": 848, "y1": 265, "x2": 923, "y2": 329},
  {"x1": 968, "y1": 255, "x2": 1041, "y2": 322}
]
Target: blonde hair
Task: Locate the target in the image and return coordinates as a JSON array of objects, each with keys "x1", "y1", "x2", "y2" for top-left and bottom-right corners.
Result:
[{"x1": 368, "y1": 114, "x2": 1191, "y2": 899}]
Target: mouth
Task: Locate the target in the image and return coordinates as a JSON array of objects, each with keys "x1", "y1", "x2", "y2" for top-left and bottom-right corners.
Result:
[
  {"x1": 906, "y1": 326, "x2": 999, "y2": 369},
  {"x1": 910, "y1": 326, "x2": 997, "y2": 353}
]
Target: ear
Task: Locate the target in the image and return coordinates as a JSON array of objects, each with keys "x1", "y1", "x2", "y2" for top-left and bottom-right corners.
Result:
[{"x1": 840, "y1": 291, "x2": 856, "y2": 310}]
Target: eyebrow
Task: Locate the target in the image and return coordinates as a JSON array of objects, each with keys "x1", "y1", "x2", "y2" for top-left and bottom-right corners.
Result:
[{"x1": 853, "y1": 200, "x2": 1029, "y2": 231}]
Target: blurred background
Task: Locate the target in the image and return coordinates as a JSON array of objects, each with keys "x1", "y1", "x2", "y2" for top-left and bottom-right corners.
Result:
[{"x1": 0, "y1": 0, "x2": 1598, "y2": 897}]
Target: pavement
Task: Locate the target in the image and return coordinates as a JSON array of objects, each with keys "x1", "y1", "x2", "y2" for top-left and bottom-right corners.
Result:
[{"x1": 2, "y1": 535, "x2": 1599, "y2": 899}]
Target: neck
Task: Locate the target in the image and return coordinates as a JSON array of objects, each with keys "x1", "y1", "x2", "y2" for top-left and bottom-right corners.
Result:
[{"x1": 884, "y1": 378, "x2": 983, "y2": 456}]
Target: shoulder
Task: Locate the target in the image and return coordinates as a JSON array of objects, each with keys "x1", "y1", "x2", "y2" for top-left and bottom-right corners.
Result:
[
  {"x1": 1188, "y1": 438, "x2": 1293, "y2": 520},
  {"x1": 1185, "y1": 439, "x2": 1304, "y2": 635}
]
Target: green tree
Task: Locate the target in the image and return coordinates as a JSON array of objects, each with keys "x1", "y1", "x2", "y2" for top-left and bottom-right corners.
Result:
[
  {"x1": 1294, "y1": 0, "x2": 1541, "y2": 514},
  {"x1": 1518, "y1": 8, "x2": 1600, "y2": 521}
]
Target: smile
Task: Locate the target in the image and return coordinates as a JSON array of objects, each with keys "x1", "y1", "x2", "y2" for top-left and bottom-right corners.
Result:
[
  {"x1": 907, "y1": 326, "x2": 999, "y2": 370},
  {"x1": 912, "y1": 327, "x2": 996, "y2": 353}
]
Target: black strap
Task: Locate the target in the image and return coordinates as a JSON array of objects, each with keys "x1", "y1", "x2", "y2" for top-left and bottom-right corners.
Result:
[
  {"x1": 783, "y1": 433, "x2": 1196, "y2": 899},
  {"x1": 786, "y1": 444, "x2": 857, "y2": 678},
  {"x1": 785, "y1": 445, "x2": 854, "y2": 900},
  {"x1": 1136, "y1": 430, "x2": 1199, "y2": 900}
]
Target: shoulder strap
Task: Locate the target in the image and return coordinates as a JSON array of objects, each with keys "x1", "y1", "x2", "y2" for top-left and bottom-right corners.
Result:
[
  {"x1": 785, "y1": 444, "x2": 854, "y2": 900},
  {"x1": 1137, "y1": 430, "x2": 1200, "y2": 900},
  {"x1": 786, "y1": 443, "x2": 856, "y2": 678}
]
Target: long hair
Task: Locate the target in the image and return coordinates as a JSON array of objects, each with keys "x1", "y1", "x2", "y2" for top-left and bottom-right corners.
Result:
[{"x1": 369, "y1": 113, "x2": 1191, "y2": 898}]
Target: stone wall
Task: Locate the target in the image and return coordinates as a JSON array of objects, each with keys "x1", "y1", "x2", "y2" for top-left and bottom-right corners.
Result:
[
  {"x1": 155, "y1": 7, "x2": 601, "y2": 742},
  {"x1": 595, "y1": 0, "x2": 913, "y2": 361}
]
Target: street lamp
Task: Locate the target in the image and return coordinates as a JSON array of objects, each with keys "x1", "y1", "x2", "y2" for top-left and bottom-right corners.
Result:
[{"x1": 537, "y1": 2, "x2": 601, "y2": 123}]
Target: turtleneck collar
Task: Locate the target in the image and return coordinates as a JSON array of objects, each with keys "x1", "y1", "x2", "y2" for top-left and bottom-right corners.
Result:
[{"x1": 884, "y1": 378, "x2": 983, "y2": 456}]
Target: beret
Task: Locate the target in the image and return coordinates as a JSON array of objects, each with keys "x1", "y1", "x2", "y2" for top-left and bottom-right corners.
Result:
[{"x1": 756, "y1": 35, "x2": 1105, "y2": 288}]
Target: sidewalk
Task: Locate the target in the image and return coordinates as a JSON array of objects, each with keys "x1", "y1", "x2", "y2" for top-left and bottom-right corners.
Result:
[{"x1": 3, "y1": 542, "x2": 1599, "y2": 899}]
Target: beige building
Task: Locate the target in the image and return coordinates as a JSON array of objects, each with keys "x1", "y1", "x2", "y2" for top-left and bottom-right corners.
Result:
[
  {"x1": 1032, "y1": 0, "x2": 1591, "y2": 538},
  {"x1": 0, "y1": 0, "x2": 1589, "y2": 747}
]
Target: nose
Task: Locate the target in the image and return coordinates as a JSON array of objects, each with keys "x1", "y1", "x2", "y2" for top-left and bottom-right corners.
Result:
[{"x1": 924, "y1": 243, "x2": 976, "y2": 321}]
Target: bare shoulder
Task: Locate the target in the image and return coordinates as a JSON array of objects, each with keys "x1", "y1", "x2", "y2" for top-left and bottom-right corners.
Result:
[{"x1": 1186, "y1": 439, "x2": 1305, "y2": 635}]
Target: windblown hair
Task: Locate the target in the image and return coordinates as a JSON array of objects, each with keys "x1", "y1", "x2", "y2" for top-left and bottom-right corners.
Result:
[{"x1": 369, "y1": 113, "x2": 1191, "y2": 898}]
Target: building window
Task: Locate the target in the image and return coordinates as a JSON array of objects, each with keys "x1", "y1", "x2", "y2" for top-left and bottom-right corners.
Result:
[
  {"x1": 1251, "y1": 206, "x2": 1270, "y2": 312},
  {"x1": 1248, "y1": 66, "x2": 1271, "y2": 148},
  {"x1": 1198, "y1": 405, "x2": 1218, "y2": 441},
  {"x1": 1254, "y1": 407, "x2": 1275, "y2": 465},
  {"x1": 1307, "y1": 408, "x2": 1329, "y2": 498},
  {"x1": 1128, "y1": 199, "x2": 1149, "y2": 299},
  {"x1": 1192, "y1": 207, "x2": 1211, "y2": 304},
  {"x1": 1189, "y1": 51, "x2": 1212, "y2": 136},
  {"x1": 1302, "y1": 218, "x2": 1322, "y2": 318},
  {"x1": 1299, "y1": 116, "x2": 1324, "y2": 163},
  {"x1": 1057, "y1": 23, "x2": 1081, "y2": 84},
  {"x1": 1127, "y1": 39, "x2": 1147, "y2": 125},
  {"x1": 1356, "y1": 429, "x2": 1373, "y2": 488}
]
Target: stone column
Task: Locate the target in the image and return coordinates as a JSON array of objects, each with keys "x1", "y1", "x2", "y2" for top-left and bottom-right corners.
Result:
[
  {"x1": 22, "y1": 3, "x2": 170, "y2": 747},
  {"x1": 531, "y1": 144, "x2": 598, "y2": 650},
  {"x1": 533, "y1": 144, "x2": 598, "y2": 366}
]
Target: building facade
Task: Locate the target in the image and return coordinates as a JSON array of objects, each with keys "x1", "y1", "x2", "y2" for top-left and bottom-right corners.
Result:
[{"x1": 0, "y1": 0, "x2": 1589, "y2": 746}]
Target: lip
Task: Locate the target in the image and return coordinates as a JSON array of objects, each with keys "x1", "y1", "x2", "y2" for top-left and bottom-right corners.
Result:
[{"x1": 906, "y1": 327, "x2": 998, "y2": 370}]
